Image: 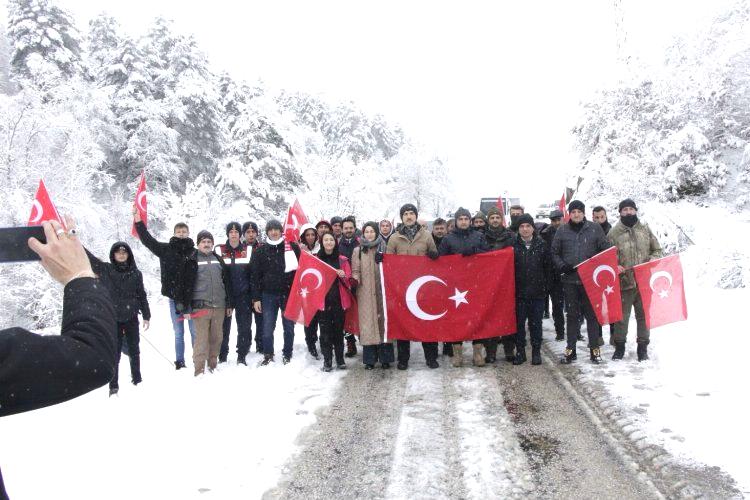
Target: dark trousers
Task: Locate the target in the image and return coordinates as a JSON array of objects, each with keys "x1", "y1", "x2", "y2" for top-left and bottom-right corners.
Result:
[
  {"x1": 563, "y1": 283, "x2": 601, "y2": 349},
  {"x1": 550, "y1": 281, "x2": 565, "y2": 335},
  {"x1": 515, "y1": 297, "x2": 545, "y2": 349},
  {"x1": 304, "y1": 316, "x2": 319, "y2": 349},
  {"x1": 220, "y1": 294, "x2": 253, "y2": 359},
  {"x1": 396, "y1": 340, "x2": 438, "y2": 364},
  {"x1": 261, "y1": 292, "x2": 295, "y2": 358},
  {"x1": 318, "y1": 309, "x2": 345, "y2": 365},
  {"x1": 485, "y1": 336, "x2": 515, "y2": 358},
  {"x1": 362, "y1": 343, "x2": 395, "y2": 365},
  {"x1": 111, "y1": 317, "x2": 141, "y2": 390}
]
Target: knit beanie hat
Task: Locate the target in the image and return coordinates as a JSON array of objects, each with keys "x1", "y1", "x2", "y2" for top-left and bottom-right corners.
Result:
[
  {"x1": 486, "y1": 206, "x2": 502, "y2": 218},
  {"x1": 454, "y1": 207, "x2": 471, "y2": 220},
  {"x1": 225, "y1": 221, "x2": 241, "y2": 236},
  {"x1": 242, "y1": 221, "x2": 259, "y2": 234},
  {"x1": 517, "y1": 214, "x2": 535, "y2": 228},
  {"x1": 568, "y1": 200, "x2": 585, "y2": 213},
  {"x1": 618, "y1": 198, "x2": 638, "y2": 212},
  {"x1": 196, "y1": 230, "x2": 214, "y2": 244},
  {"x1": 399, "y1": 203, "x2": 418, "y2": 219}
]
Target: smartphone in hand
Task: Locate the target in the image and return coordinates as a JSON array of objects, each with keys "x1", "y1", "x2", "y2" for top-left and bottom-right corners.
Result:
[{"x1": 0, "y1": 226, "x2": 46, "y2": 263}]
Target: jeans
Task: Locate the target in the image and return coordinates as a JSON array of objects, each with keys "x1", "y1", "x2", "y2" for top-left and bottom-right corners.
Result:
[
  {"x1": 220, "y1": 295, "x2": 253, "y2": 359},
  {"x1": 396, "y1": 340, "x2": 438, "y2": 365},
  {"x1": 515, "y1": 297, "x2": 545, "y2": 349},
  {"x1": 318, "y1": 309, "x2": 345, "y2": 366},
  {"x1": 362, "y1": 343, "x2": 395, "y2": 365},
  {"x1": 563, "y1": 283, "x2": 601, "y2": 349},
  {"x1": 169, "y1": 298, "x2": 196, "y2": 363},
  {"x1": 111, "y1": 316, "x2": 141, "y2": 390},
  {"x1": 261, "y1": 292, "x2": 295, "y2": 358}
]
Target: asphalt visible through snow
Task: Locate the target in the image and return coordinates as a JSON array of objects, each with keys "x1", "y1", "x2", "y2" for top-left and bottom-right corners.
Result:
[{"x1": 264, "y1": 340, "x2": 657, "y2": 500}]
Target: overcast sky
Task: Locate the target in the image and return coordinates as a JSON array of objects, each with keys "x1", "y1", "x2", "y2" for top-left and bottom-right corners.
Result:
[{"x1": 2, "y1": 0, "x2": 731, "y2": 210}]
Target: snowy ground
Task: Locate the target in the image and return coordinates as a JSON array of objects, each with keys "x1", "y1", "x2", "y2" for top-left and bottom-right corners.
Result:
[{"x1": 0, "y1": 300, "x2": 345, "y2": 500}]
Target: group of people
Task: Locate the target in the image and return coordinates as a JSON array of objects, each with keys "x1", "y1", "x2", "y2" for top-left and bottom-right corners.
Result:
[{"x1": 99, "y1": 196, "x2": 662, "y2": 384}]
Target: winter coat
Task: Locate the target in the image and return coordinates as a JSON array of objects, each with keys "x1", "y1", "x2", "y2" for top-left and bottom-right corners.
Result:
[
  {"x1": 86, "y1": 242, "x2": 151, "y2": 323},
  {"x1": 514, "y1": 235, "x2": 552, "y2": 299},
  {"x1": 338, "y1": 236, "x2": 360, "y2": 261},
  {"x1": 135, "y1": 221, "x2": 195, "y2": 300},
  {"x1": 249, "y1": 240, "x2": 301, "y2": 302},
  {"x1": 174, "y1": 250, "x2": 232, "y2": 313},
  {"x1": 317, "y1": 251, "x2": 355, "y2": 312},
  {"x1": 386, "y1": 224, "x2": 437, "y2": 256},
  {"x1": 438, "y1": 227, "x2": 489, "y2": 256},
  {"x1": 607, "y1": 220, "x2": 662, "y2": 290},
  {"x1": 600, "y1": 221, "x2": 612, "y2": 235},
  {"x1": 215, "y1": 241, "x2": 252, "y2": 297},
  {"x1": 191, "y1": 251, "x2": 231, "y2": 309},
  {"x1": 484, "y1": 226, "x2": 515, "y2": 250},
  {"x1": 551, "y1": 220, "x2": 611, "y2": 284},
  {"x1": 540, "y1": 225, "x2": 561, "y2": 283},
  {"x1": 351, "y1": 246, "x2": 387, "y2": 346}
]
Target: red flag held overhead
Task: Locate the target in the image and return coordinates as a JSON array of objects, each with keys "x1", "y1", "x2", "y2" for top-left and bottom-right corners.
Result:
[
  {"x1": 284, "y1": 198, "x2": 308, "y2": 243},
  {"x1": 558, "y1": 192, "x2": 569, "y2": 223},
  {"x1": 131, "y1": 171, "x2": 147, "y2": 238},
  {"x1": 28, "y1": 179, "x2": 65, "y2": 229}
]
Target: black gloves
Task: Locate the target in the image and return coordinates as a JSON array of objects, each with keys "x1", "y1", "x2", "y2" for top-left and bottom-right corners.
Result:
[
  {"x1": 427, "y1": 250, "x2": 439, "y2": 260},
  {"x1": 375, "y1": 252, "x2": 384, "y2": 264}
]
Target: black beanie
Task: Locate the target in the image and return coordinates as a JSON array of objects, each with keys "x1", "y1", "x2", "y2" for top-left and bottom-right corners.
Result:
[
  {"x1": 265, "y1": 219, "x2": 283, "y2": 233},
  {"x1": 196, "y1": 230, "x2": 214, "y2": 244},
  {"x1": 400, "y1": 203, "x2": 418, "y2": 219},
  {"x1": 454, "y1": 207, "x2": 471, "y2": 220},
  {"x1": 568, "y1": 200, "x2": 585, "y2": 213},
  {"x1": 330, "y1": 216, "x2": 343, "y2": 225},
  {"x1": 242, "y1": 221, "x2": 259, "y2": 234},
  {"x1": 618, "y1": 198, "x2": 638, "y2": 212},
  {"x1": 517, "y1": 214, "x2": 535, "y2": 228},
  {"x1": 225, "y1": 221, "x2": 241, "y2": 236}
]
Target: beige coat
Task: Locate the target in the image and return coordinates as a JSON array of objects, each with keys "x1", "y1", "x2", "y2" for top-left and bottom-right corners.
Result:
[
  {"x1": 351, "y1": 247, "x2": 387, "y2": 345},
  {"x1": 385, "y1": 226, "x2": 437, "y2": 256}
]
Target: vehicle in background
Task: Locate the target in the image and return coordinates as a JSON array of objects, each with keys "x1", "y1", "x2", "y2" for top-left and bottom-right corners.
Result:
[
  {"x1": 535, "y1": 203, "x2": 557, "y2": 219},
  {"x1": 479, "y1": 196, "x2": 520, "y2": 218}
]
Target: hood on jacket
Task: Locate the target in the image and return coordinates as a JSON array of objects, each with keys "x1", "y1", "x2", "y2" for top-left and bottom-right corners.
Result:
[{"x1": 109, "y1": 241, "x2": 136, "y2": 268}]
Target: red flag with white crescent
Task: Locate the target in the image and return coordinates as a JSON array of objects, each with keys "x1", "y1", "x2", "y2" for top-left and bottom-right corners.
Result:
[
  {"x1": 576, "y1": 246, "x2": 623, "y2": 325},
  {"x1": 496, "y1": 195, "x2": 506, "y2": 227},
  {"x1": 558, "y1": 192, "x2": 569, "y2": 223},
  {"x1": 633, "y1": 254, "x2": 688, "y2": 329},
  {"x1": 381, "y1": 248, "x2": 516, "y2": 342},
  {"x1": 284, "y1": 198, "x2": 308, "y2": 243},
  {"x1": 284, "y1": 251, "x2": 339, "y2": 326},
  {"x1": 28, "y1": 179, "x2": 65, "y2": 229},
  {"x1": 131, "y1": 171, "x2": 147, "y2": 238}
]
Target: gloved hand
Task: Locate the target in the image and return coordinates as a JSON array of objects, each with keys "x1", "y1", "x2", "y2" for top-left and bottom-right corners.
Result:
[
  {"x1": 375, "y1": 252, "x2": 384, "y2": 264},
  {"x1": 427, "y1": 250, "x2": 439, "y2": 260}
]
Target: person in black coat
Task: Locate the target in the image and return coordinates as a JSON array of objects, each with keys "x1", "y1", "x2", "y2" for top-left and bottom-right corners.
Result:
[
  {"x1": 1, "y1": 219, "x2": 116, "y2": 499},
  {"x1": 133, "y1": 209, "x2": 195, "y2": 370},
  {"x1": 338, "y1": 216, "x2": 360, "y2": 358},
  {"x1": 541, "y1": 210, "x2": 566, "y2": 341},
  {"x1": 512, "y1": 214, "x2": 552, "y2": 366},
  {"x1": 86, "y1": 241, "x2": 150, "y2": 395}
]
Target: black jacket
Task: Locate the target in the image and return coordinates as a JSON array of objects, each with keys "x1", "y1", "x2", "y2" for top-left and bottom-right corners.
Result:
[
  {"x1": 484, "y1": 226, "x2": 514, "y2": 250},
  {"x1": 551, "y1": 220, "x2": 611, "y2": 284},
  {"x1": 338, "y1": 236, "x2": 360, "y2": 261},
  {"x1": 514, "y1": 235, "x2": 552, "y2": 299},
  {"x1": 249, "y1": 241, "x2": 301, "y2": 302},
  {"x1": 135, "y1": 221, "x2": 195, "y2": 300},
  {"x1": 174, "y1": 250, "x2": 233, "y2": 313},
  {"x1": 86, "y1": 242, "x2": 151, "y2": 323},
  {"x1": 438, "y1": 227, "x2": 489, "y2": 256},
  {"x1": 215, "y1": 240, "x2": 252, "y2": 297}
]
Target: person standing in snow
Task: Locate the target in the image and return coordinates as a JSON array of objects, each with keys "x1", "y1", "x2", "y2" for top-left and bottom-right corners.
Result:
[
  {"x1": 608, "y1": 199, "x2": 662, "y2": 362},
  {"x1": 540, "y1": 209, "x2": 566, "y2": 342},
  {"x1": 592, "y1": 206, "x2": 612, "y2": 235},
  {"x1": 133, "y1": 208, "x2": 196, "y2": 370},
  {"x1": 386, "y1": 203, "x2": 441, "y2": 370},
  {"x1": 471, "y1": 211, "x2": 487, "y2": 233},
  {"x1": 249, "y1": 220, "x2": 301, "y2": 365},
  {"x1": 551, "y1": 200, "x2": 612, "y2": 364},
  {"x1": 299, "y1": 223, "x2": 321, "y2": 359},
  {"x1": 242, "y1": 221, "x2": 264, "y2": 353},
  {"x1": 330, "y1": 216, "x2": 343, "y2": 240},
  {"x1": 86, "y1": 241, "x2": 150, "y2": 395},
  {"x1": 431, "y1": 217, "x2": 448, "y2": 248},
  {"x1": 176, "y1": 231, "x2": 233, "y2": 376},
  {"x1": 0, "y1": 219, "x2": 116, "y2": 499},
  {"x1": 379, "y1": 218, "x2": 394, "y2": 243},
  {"x1": 216, "y1": 222, "x2": 253, "y2": 365},
  {"x1": 315, "y1": 233, "x2": 356, "y2": 371},
  {"x1": 338, "y1": 216, "x2": 360, "y2": 358},
  {"x1": 351, "y1": 221, "x2": 395, "y2": 369},
  {"x1": 438, "y1": 207, "x2": 490, "y2": 367}
]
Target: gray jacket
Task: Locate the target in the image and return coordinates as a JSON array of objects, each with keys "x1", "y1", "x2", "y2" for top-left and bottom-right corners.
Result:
[
  {"x1": 551, "y1": 220, "x2": 611, "y2": 284},
  {"x1": 193, "y1": 251, "x2": 227, "y2": 309}
]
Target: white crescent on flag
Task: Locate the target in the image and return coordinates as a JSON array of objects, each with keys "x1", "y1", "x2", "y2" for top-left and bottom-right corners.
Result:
[
  {"x1": 29, "y1": 200, "x2": 43, "y2": 224},
  {"x1": 592, "y1": 265, "x2": 616, "y2": 287},
  {"x1": 299, "y1": 268, "x2": 323, "y2": 290},
  {"x1": 649, "y1": 270, "x2": 673, "y2": 291},
  {"x1": 136, "y1": 191, "x2": 147, "y2": 212},
  {"x1": 405, "y1": 275, "x2": 447, "y2": 321}
]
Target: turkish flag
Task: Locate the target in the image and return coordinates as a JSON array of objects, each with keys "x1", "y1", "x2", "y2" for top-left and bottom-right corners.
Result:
[
  {"x1": 284, "y1": 198, "x2": 308, "y2": 243},
  {"x1": 633, "y1": 254, "x2": 688, "y2": 329},
  {"x1": 131, "y1": 171, "x2": 147, "y2": 238},
  {"x1": 284, "y1": 251, "x2": 339, "y2": 326},
  {"x1": 558, "y1": 192, "x2": 569, "y2": 223},
  {"x1": 496, "y1": 196, "x2": 506, "y2": 227},
  {"x1": 28, "y1": 179, "x2": 65, "y2": 229},
  {"x1": 576, "y1": 246, "x2": 623, "y2": 325},
  {"x1": 381, "y1": 248, "x2": 516, "y2": 342}
]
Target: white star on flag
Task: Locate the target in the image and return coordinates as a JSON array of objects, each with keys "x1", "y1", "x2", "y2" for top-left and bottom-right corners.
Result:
[
  {"x1": 658, "y1": 289, "x2": 669, "y2": 299},
  {"x1": 605, "y1": 285, "x2": 614, "y2": 295},
  {"x1": 449, "y1": 288, "x2": 469, "y2": 308},
  {"x1": 300, "y1": 287, "x2": 309, "y2": 298}
]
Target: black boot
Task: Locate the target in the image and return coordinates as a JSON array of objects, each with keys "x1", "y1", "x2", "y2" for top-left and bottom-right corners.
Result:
[
  {"x1": 555, "y1": 332, "x2": 564, "y2": 341},
  {"x1": 637, "y1": 343, "x2": 649, "y2": 361},
  {"x1": 426, "y1": 359, "x2": 439, "y2": 369},
  {"x1": 442, "y1": 343, "x2": 454, "y2": 357},
  {"x1": 130, "y1": 356, "x2": 141, "y2": 385},
  {"x1": 321, "y1": 361, "x2": 333, "y2": 372},
  {"x1": 612, "y1": 342, "x2": 625, "y2": 360},
  {"x1": 260, "y1": 354, "x2": 273, "y2": 366},
  {"x1": 577, "y1": 333, "x2": 584, "y2": 341},
  {"x1": 512, "y1": 348, "x2": 527, "y2": 365},
  {"x1": 590, "y1": 347, "x2": 602, "y2": 364},
  {"x1": 484, "y1": 338, "x2": 498, "y2": 363},
  {"x1": 109, "y1": 387, "x2": 118, "y2": 397},
  {"x1": 503, "y1": 341, "x2": 515, "y2": 362},
  {"x1": 218, "y1": 355, "x2": 227, "y2": 364},
  {"x1": 237, "y1": 355, "x2": 247, "y2": 366},
  {"x1": 345, "y1": 336, "x2": 357, "y2": 358},
  {"x1": 560, "y1": 348, "x2": 577, "y2": 364},
  {"x1": 531, "y1": 346, "x2": 542, "y2": 365},
  {"x1": 174, "y1": 360, "x2": 186, "y2": 370},
  {"x1": 308, "y1": 344, "x2": 320, "y2": 360}
]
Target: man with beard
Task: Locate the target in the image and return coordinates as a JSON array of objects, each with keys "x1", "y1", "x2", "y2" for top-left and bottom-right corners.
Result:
[
  {"x1": 592, "y1": 206, "x2": 612, "y2": 235},
  {"x1": 471, "y1": 211, "x2": 487, "y2": 233},
  {"x1": 338, "y1": 216, "x2": 360, "y2": 357},
  {"x1": 386, "y1": 203, "x2": 441, "y2": 369},
  {"x1": 431, "y1": 217, "x2": 448, "y2": 247},
  {"x1": 540, "y1": 210, "x2": 566, "y2": 341},
  {"x1": 483, "y1": 206, "x2": 516, "y2": 363}
]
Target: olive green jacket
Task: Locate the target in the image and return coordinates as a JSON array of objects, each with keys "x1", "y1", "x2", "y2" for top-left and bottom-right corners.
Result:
[{"x1": 608, "y1": 220, "x2": 662, "y2": 290}]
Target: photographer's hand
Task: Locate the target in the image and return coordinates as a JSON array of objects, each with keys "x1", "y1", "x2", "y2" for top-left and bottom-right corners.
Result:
[{"x1": 28, "y1": 219, "x2": 95, "y2": 285}]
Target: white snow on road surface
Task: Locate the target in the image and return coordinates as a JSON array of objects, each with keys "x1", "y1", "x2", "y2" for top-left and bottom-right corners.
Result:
[{"x1": 0, "y1": 301, "x2": 344, "y2": 499}]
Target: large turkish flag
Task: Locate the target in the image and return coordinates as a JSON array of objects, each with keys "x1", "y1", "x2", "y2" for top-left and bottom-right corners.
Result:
[
  {"x1": 633, "y1": 254, "x2": 688, "y2": 329},
  {"x1": 284, "y1": 198, "x2": 308, "y2": 243},
  {"x1": 131, "y1": 171, "x2": 147, "y2": 238},
  {"x1": 284, "y1": 251, "x2": 339, "y2": 326},
  {"x1": 381, "y1": 248, "x2": 516, "y2": 342},
  {"x1": 576, "y1": 246, "x2": 623, "y2": 325},
  {"x1": 28, "y1": 179, "x2": 65, "y2": 229}
]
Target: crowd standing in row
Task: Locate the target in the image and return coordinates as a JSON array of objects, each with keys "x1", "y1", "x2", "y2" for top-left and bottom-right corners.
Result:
[{"x1": 108, "y1": 197, "x2": 662, "y2": 386}]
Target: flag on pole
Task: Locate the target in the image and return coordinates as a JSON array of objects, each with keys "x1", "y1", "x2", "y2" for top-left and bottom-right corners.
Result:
[
  {"x1": 558, "y1": 192, "x2": 569, "y2": 223},
  {"x1": 28, "y1": 179, "x2": 65, "y2": 229},
  {"x1": 131, "y1": 170, "x2": 147, "y2": 238}
]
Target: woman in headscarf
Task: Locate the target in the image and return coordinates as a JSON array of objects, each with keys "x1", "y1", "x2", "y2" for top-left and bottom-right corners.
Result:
[{"x1": 299, "y1": 223, "x2": 320, "y2": 358}]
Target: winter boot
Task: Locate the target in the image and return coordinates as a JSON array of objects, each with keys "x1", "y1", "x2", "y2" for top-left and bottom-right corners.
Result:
[
  {"x1": 484, "y1": 338, "x2": 498, "y2": 364},
  {"x1": 560, "y1": 347, "x2": 577, "y2": 364},
  {"x1": 308, "y1": 344, "x2": 320, "y2": 360},
  {"x1": 218, "y1": 354, "x2": 227, "y2": 364},
  {"x1": 337, "y1": 362, "x2": 347, "y2": 370},
  {"x1": 321, "y1": 362, "x2": 333, "y2": 372},
  {"x1": 282, "y1": 355, "x2": 291, "y2": 365},
  {"x1": 512, "y1": 348, "x2": 527, "y2": 365},
  {"x1": 503, "y1": 340, "x2": 515, "y2": 362},
  {"x1": 531, "y1": 346, "x2": 542, "y2": 365},
  {"x1": 382, "y1": 363, "x2": 390, "y2": 369},
  {"x1": 260, "y1": 354, "x2": 274, "y2": 366},
  {"x1": 345, "y1": 336, "x2": 357, "y2": 358},
  {"x1": 397, "y1": 361, "x2": 408, "y2": 370},
  {"x1": 427, "y1": 359, "x2": 440, "y2": 369},
  {"x1": 237, "y1": 355, "x2": 247, "y2": 366},
  {"x1": 174, "y1": 360, "x2": 186, "y2": 370},
  {"x1": 555, "y1": 332, "x2": 564, "y2": 341},
  {"x1": 590, "y1": 347, "x2": 602, "y2": 364},
  {"x1": 473, "y1": 344, "x2": 486, "y2": 367},
  {"x1": 365, "y1": 364, "x2": 375, "y2": 370},
  {"x1": 452, "y1": 344, "x2": 464, "y2": 367},
  {"x1": 109, "y1": 387, "x2": 118, "y2": 397},
  {"x1": 612, "y1": 342, "x2": 625, "y2": 360},
  {"x1": 637, "y1": 343, "x2": 649, "y2": 362},
  {"x1": 442, "y1": 343, "x2": 454, "y2": 357}
]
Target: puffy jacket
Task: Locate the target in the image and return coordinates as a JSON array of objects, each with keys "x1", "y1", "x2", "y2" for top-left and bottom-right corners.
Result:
[
  {"x1": 215, "y1": 241, "x2": 251, "y2": 297},
  {"x1": 173, "y1": 249, "x2": 232, "y2": 313},
  {"x1": 608, "y1": 220, "x2": 662, "y2": 290},
  {"x1": 514, "y1": 235, "x2": 552, "y2": 299},
  {"x1": 551, "y1": 220, "x2": 611, "y2": 284},
  {"x1": 135, "y1": 221, "x2": 195, "y2": 300},
  {"x1": 438, "y1": 227, "x2": 489, "y2": 256},
  {"x1": 385, "y1": 224, "x2": 437, "y2": 256},
  {"x1": 249, "y1": 240, "x2": 301, "y2": 302}
]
